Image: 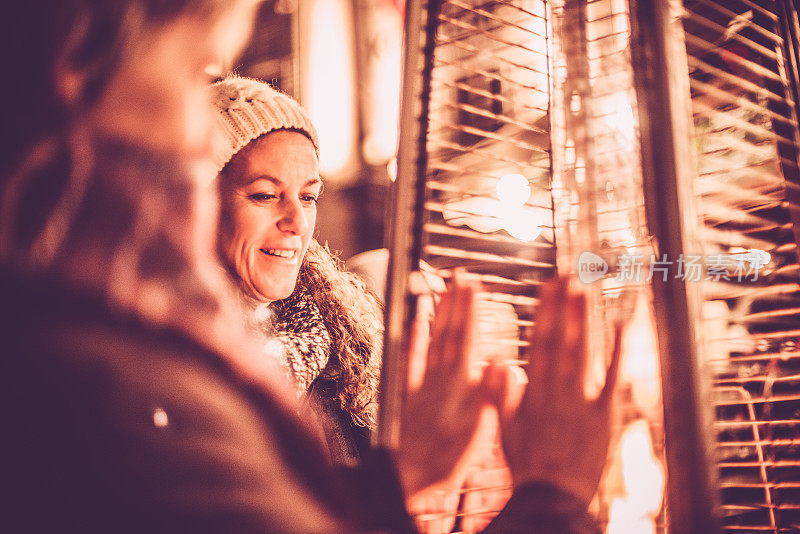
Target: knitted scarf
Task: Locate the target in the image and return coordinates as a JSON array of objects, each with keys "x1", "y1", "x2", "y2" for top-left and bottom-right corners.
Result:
[{"x1": 267, "y1": 288, "x2": 332, "y2": 394}]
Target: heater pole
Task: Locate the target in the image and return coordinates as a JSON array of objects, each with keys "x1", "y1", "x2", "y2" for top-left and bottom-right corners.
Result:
[
  {"x1": 629, "y1": 0, "x2": 721, "y2": 532},
  {"x1": 377, "y1": 0, "x2": 442, "y2": 449}
]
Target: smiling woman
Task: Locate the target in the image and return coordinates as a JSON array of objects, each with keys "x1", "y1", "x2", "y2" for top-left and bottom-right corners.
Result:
[{"x1": 211, "y1": 76, "x2": 383, "y2": 464}]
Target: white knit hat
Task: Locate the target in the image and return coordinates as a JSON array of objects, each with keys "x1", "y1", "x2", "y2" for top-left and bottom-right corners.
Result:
[{"x1": 209, "y1": 76, "x2": 319, "y2": 172}]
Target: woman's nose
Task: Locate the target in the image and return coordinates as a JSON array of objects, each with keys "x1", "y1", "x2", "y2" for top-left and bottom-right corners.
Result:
[{"x1": 276, "y1": 199, "x2": 309, "y2": 235}]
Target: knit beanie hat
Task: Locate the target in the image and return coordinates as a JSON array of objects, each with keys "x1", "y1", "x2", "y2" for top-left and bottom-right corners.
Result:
[{"x1": 209, "y1": 76, "x2": 320, "y2": 172}]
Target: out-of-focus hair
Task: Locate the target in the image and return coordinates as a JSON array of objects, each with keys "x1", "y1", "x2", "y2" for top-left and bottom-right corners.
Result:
[
  {"x1": 1, "y1": 1, "x2": 226, "y2": 174},
  {"x1": 0, "y1": 0, "x2": 227, "y2": 262},
  {"x1": 277, "y1": 240, "x2": 383, "y2": 429}
]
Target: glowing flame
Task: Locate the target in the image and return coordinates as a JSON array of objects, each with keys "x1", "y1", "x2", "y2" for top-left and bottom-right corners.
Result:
[
  {"x1": 621, "y1": 294, "x2": 661, "y2": 414},
  {"x1": 599, "y1": 91, "x2": 636, "y2": 150},
  {"x1": 608, "y1": 295, "x2": 665, "y2": 533},
  {"x1": 387, "y1": 157, "x2": 398, "y2": 182},
  {"x1": 607, "y1": 420, "x2": 665, "y2": 534}
]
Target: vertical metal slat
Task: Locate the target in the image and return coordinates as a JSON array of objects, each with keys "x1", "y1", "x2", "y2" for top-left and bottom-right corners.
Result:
[{"x1": 629, "y1": 0, "x2": 722, "y2": 531}]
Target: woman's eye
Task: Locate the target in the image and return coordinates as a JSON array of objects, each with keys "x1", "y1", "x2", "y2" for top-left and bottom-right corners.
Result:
[{"x1": 249, "y1": 193, "x2": 277, "y2": 202}]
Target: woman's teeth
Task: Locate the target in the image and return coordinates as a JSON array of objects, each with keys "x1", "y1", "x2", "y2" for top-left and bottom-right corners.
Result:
[{"x1": 261, "y1": 248, "x2": 296, "y2": 259}]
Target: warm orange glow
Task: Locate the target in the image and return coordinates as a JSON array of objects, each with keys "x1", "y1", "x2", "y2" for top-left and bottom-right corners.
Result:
[
  {"x1": 442, "y1": 197, "x2": 505, "y2": 235},
  {"x1": 621, "y1": 294, "x2": 661, "y2": 415},
  {"x1": 362, "y1": 2, "x2": 402, "y2": 165},
  {"x1": 504, "y1": 209, "x2": 543, "y2": 242},
  {"x1": 598, "y1": 91, "x2": 636, "y2": 150},
  {"x1": 441, "y1": 174, "x2": 543, "y2": 242},
  {"x1": 303, "y1": 0, "x2": 357, "y2": 177},
  {"x1": 607, "y1": 420, "x2": 665, "y2": 534},
  {"x1": 495, "y1": 174, "x2": 531, "y2": 204}
]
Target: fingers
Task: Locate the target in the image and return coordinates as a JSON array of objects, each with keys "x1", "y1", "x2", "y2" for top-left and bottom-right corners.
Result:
[
  {"x1": 407, "y1": 317, "x2": 430, "y2": 391},
  {"x1": 482, "y1": 362, "x2": 527, "y2": 420},
  {"x1": 426, "y1": 269, "x2": 481, "y2": 376},
  {"x1": 561, "y1": 287, "x2": 588, "y2": 387},
  {"x1": 517, "y1": 275, "x2": 595, "y2": 421},
  {"x1": 427, "y1": 280, "x2": 455, "y2": 371},
  {"x1": 597, "y1": 324, "x2": 623, "y2": 407},
  {"x1": 452, "y1": 272, "x2": 480, "y2": 376},
  {"x1": 527, "y1": 276, "x2": 569, "y2": 383}
]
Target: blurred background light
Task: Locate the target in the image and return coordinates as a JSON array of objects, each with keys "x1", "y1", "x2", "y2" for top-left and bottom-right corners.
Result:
[
  {"x1": 301, "y1": 0, "x2": 357, "y2": 177},
  {"x1": 361, "y1": 1, "x2": 403, "y2": 165}
]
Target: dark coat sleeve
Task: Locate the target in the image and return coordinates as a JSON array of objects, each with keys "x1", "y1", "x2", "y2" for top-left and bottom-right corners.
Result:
[
  {"x1": 484, "y1": 483, "x2": 601, "y2": 534},
  {"x1": 343, "y1": 451, "x2": 600, "y2": 534}
]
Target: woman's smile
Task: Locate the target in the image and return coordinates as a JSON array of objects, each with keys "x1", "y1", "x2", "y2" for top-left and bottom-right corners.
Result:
[{"x1": 259, "y1": 248, "x2": 299, "y2": 262}]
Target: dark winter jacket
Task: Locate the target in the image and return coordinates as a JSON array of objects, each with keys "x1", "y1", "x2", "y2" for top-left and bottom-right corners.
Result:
[{"x1": 0, "y1": 267, "x2": 600, "y2": 533}]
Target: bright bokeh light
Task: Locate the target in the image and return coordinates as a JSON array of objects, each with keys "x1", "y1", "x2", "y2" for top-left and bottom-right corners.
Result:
[
  {"x1": 747, "y1": 248, "x2": 771, "y2": 267},
  {"x1": 441, "y1": 198, "x2": 544, "y2": 242},
  {"x1": 442, "y1": 197, "x2": 504, "y2": 234},
  {"x1": 362, "y1": 3, "x2": 402, "y2": 164},
  {"x1": 504, "y1": 208, "x2": 543, "y2": 241},
  {"x1": 304, "y1": 0, "x2": 356, "y2": 176},
  {"x1": 496, "y1": 174, "x2": 531, "y2": 206},
  {"x1": 442, "y1": 173, "x2": 543, "y2": 242}
]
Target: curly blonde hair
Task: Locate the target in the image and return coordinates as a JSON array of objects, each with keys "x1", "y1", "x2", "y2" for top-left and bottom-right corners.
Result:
[{"x1": 274, "y1": 239, "x2": 383, "y2": 428}]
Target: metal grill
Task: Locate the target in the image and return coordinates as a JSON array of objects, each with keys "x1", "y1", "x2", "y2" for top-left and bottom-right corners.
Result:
[
  {"x1": 382, "y1": 1, "x2": 556, "y2": 532},
  {"x1": 381, "y1": 0, "x2": 800, "y2": 533},
  {"x1": 679, "y1": 0, "x2": 800, "y2": 531},
  {"x1": 423, "y1": 0, "x2": 554, "y2": 288}
]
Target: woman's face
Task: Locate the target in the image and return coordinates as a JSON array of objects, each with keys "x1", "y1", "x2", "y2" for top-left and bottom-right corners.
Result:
[{"x1": 218, "y1": 130, "x2": 321, "y2": 302}]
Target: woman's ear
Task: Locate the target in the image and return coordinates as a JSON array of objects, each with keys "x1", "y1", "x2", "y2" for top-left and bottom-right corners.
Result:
[
  {"x1": 52, "y1": 4, "x2": 131, "y2": 114},
  {"x1": 54, "y1": 67, "x2": 89, "y2": 113},
  {"x1": 52, "y1": 11, "x2": 92, "y2": 111}
]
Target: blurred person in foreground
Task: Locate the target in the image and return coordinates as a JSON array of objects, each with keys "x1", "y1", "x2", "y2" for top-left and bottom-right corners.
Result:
[
  {"x1": 210, "y1": 76, "x2": 381, "y2": 466},
  {"x1": 0, "y1": 2, "x2": 620, "y2": 533}
]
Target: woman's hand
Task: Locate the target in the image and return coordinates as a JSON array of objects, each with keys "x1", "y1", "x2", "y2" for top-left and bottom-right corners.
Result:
[
  {"x1": 500, "y1": 276, "x2": 622, "y2": 506},
  {"x1": 395, "y1": 272, "x2": 510, "y2": 497}
]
